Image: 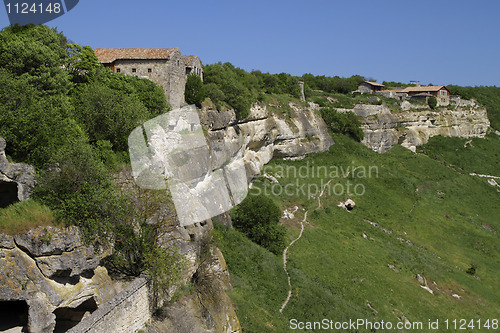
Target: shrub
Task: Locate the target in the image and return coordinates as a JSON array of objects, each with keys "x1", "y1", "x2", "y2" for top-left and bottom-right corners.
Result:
[
  {"x1": 320, "y1": 107, "x2": 364, "y2": 142},
  {"x1": 185, "y1": 73, "x2": 205, "y2": 107},
  {"x1": 230, "y1": 194, "x2": 287, "y2": 255},
  {"x1": 428, "y1": 96, "x2": 437, "y2": 110},
  {"x1": 32, "y1": 142, "x2": 127, "y2": 242}
]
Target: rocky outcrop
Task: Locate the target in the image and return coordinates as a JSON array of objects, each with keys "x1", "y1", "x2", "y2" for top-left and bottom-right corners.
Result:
[
  {"x1": 149, "y1": 243, "x2": 241, "y2": 333},
  {"x1": 338, "y1": 103, "x2": 490, "y2": 153},
  {"x1": 0, "y1": 226, "x2": 118, "y2": 333},
  {"x1": 199, "y1": 102, "x2": 334, "y2": 180},
  {"x1": 0, "y1": 137, "x2": 36, "y2": 207}
]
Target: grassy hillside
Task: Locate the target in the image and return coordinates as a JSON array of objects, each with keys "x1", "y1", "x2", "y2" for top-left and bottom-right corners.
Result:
[{"x1": 216, "y1": 134, "x2": 500, "y2": 332}]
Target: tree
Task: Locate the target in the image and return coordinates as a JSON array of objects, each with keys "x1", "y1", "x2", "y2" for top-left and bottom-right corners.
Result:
[
  {"x1": 71, "y1": 82, "x2": 150, "y2": 151},
  {"x1": 320, "y1": 107, "x2": 364, "y2": 141},
  {"x1": 230, "y1": 194, "x2": 287, "y2": 255},
  {"x1": 428, "y1": 96, "x2": 438, "y2": 110},
  {"x1": 185, "y1": 73, "x2": 205, "y2": 107},
  {"x1": 32, "y1": 142, "x2": 127, "y2": 241}
]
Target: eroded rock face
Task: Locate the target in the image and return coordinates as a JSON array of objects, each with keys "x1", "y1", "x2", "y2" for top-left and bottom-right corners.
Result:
[
  {"x1": 199, "y1": 102, "x2": 334, "y2": 180},
  {"x1": 0, "y1": 226, "x2": 117, "y2": 333},
  {"x1": 0, "y1": 138, "x2": 36, "y2": 207},
  {"x1": 337, "y1": 103, "x2": 490, "y2": 153},
  {"x1": 149, "y1": 240, "x2": 241, "y2": 333}
]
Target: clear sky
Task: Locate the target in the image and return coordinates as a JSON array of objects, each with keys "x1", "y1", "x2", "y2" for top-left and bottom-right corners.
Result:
[{"x1": 1, "y1": 0, "x2": 499, "y2": 86}]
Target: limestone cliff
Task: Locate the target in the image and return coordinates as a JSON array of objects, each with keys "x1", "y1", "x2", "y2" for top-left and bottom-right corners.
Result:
[
  {"x1": 0, "y1": 226, "x2": 118, "y2": 333},
  {"x1": 338, "y1": 101, "x2": 490, "y2": 153},
  {"x1": 199, "y1": 102, "x2": 334, "y2": 180}
]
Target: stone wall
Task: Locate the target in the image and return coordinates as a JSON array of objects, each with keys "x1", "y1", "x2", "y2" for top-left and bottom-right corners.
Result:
[
  {"x1": 68, "y1": 278, "x2": 150, "y2": 333},
  {"x1": 112, "y1": 49, "x2": 186, "y2": 109},
  {"x1": 166, "y1": 49, "x2": 188, "y2": 109}
]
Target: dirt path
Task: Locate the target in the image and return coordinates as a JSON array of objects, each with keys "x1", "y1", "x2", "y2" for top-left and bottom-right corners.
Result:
[{"x1": 279, "y1": 179, "x2": 333, "y2": 313}]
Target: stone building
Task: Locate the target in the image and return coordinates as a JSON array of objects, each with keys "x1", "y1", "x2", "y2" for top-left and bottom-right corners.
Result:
[
  {"x1": 184, "y1": 55, "x2": 203, "y2": 81},
  {"x1": 358, "y1": 81, "x2": 385, "y2": 94},
  {"x1": 94, "y1": 48, "x2": 202, "y2": 109},
  {"x1": 401, "y1": 85, "x2": 450, "y2": 106}
]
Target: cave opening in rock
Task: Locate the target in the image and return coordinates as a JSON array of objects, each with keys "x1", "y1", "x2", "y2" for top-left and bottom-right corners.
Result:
[
  {"x1": 53, "y1": 298, "x2": 98, "y2": 333},
  {"x1": 0, "y1": 300, "x2": 28, "y2": 332},
  {"x1": 0, "y1": 180, "x2": 19, "y2": 208}
]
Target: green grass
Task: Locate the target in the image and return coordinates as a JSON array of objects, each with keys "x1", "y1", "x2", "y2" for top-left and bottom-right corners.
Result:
[
  {"x1": 216, "y1": 134, "x2": 500, "y2": 332},
  {"x1": 0, "y1": 199, "x2": 55, "y2": 235}
]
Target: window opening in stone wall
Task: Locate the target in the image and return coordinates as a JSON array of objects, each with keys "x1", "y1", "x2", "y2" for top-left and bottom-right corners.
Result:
[
  {"x1": 132, "y1": 68, "x2": 136, "y2": 73},
  {"x1": 116, "y1": 68, "x2": 121, "y2": 73},
  {"x1": 0, "y1": 300, "x2": 29, "y2": 331},
  {"x1": 148, "y1": 68, "x2": 152, "y2": 73}
]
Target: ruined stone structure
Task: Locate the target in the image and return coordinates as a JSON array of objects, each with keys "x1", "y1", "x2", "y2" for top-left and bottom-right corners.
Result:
[{"x1": 94, "y1": 48, "x2": 203, "y2": 109}]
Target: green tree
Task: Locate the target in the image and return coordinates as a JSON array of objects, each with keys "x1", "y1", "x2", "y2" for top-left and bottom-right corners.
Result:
[
  {"x1": 320, "y1": 107, "x2": 364, "y2": 142},
  {"x1": 231, "y1": 194, "x2": 287, "y2": 255},
  {"x1": 71, "y1": 82, "x2": 150, "y2": 151},
  {"x1": 185, "y1": 73, "x2": 205, "y2": 107},
  {"x1": 0, "y1": 24, "x2": 71, "y2": 95},
  {"x1": 32, "y1": 142, "x2": 127, "y2": 241},
  {"x1": 428, "y1": 96, "x2": 438, "y2": 110},
  {"x1": 66, "y1": 44, "x2": 102, "y2": 83}
]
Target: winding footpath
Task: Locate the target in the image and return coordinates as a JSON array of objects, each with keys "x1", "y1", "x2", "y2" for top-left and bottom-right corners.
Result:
[{"x1": 279, "y1": 179, "x2": 333, "y2": 313}]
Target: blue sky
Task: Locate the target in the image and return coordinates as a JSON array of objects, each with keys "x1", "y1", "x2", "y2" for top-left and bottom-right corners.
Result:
[{"x1": 1, "y1": 0, "x2": 499, "y2": 86}]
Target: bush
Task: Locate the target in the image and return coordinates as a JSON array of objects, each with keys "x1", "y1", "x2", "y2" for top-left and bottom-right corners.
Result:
[
  {"x1": 32, "y1": 142, "x2": 127, "y2": 242},
  {"x1": 185, "y1": 73, "x2": 205, "y2": 107},
  {"x1": 320, "y1": 107, "x2": 364, "y2": 141},
  {"x1": 428, "y1": 96, "x2": 437, "y2": 110},
  {"x1": 230, "y1": 194, "x2": 287, "y2": 255}
]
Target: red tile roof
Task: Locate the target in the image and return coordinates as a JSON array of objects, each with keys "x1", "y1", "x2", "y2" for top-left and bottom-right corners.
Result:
[
  {"x1": 184, "y1": 55, "x2": 194, "y2": 66},
  {"x1": 94, "y1": 48, "x2": 177, "y2": 64},
  {"x1": 401, "y1": 85, "x2": 447, "y2": 93}
]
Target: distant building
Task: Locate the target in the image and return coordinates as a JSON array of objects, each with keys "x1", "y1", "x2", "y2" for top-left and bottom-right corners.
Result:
[
  {"x1": 357, "y1": 81, "x2": 385, "y2": 94},
  {"x1": 184, "y1": 55, "x2": 203, "y2": 81},
  {"x1": 94, "y1": 48, "x2": 203, "y2": 109},
  {"x1": 401, "y1": 85, "x2": 450, "y2": 106}
]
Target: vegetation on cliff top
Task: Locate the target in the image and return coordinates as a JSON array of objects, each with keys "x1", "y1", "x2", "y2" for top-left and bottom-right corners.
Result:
[{"x1": 0, "y1": 24, "x2": 182, "y2": 292}]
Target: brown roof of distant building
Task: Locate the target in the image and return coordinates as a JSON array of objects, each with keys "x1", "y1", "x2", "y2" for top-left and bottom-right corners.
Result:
[
  {"x1": 401, "y1": 85, "x2": 448, "y2": 93},
  {"x1": 94, "y1": 48, "x2": 177, "y2": 63},
  {"x1": 363, "y1": 81, "x2": 385, "y2": 87},
  {"x1": 184, "y1": 56, "x2": 194, "y2": 66}
]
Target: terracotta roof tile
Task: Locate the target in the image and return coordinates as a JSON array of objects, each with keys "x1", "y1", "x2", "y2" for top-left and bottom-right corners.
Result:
[
  {"x1": 94, "y1": 48, "x2": 177, "y2": 64},
  {"x1": 401, "y1": 85, "x2": 447, "y2": 93},
  {"x1": 184, "y1": 56, "x2": 194, "y2": 66}
]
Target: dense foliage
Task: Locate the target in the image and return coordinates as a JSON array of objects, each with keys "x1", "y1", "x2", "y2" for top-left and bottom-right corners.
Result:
[
  {"x1": 184, "y1": 72, "x2": 205, "y2": 107},
  {"x1": 320, "y1": 107, "x2": 364, "y2": 141},
  {"x1": 448, "y1": 85, "x2": 500, "y2": 130},
  {"x1": 0, "y1": 25, "x2": 182, "y2": 291},
  {"x1": 301, "y1": 73, "x2": 364, "y2": 95},
  {"x1": 428, "y1": 95, "x2": 437, "y2": 109},
  {"x1": 199, "y1": 61, "x2": 365, "y2": 118},
  {"x1": 0, "y1": 24, "x2": 167, "y2": 168},
  {"x1": 230, "y1": 194, "x2": 287, "y2": 255}
]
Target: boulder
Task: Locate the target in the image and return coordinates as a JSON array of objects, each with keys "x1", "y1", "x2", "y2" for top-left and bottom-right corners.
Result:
[{"x1": 14, "y1": 226, "x2": 83, "y2": 257}]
